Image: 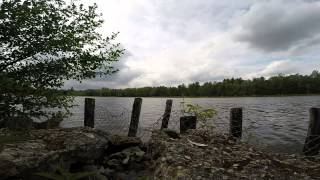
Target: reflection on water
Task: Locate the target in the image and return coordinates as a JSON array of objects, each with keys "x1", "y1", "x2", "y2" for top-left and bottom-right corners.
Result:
[{"x1": 61, "y1": 96, "x2": 320, "y2": 154}]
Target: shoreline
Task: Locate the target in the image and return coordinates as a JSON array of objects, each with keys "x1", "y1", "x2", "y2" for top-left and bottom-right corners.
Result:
[
  {"x1": 1, "y1": 127, "x2": 320, "y2": 179},
  {"x1": 69, "y1": 94, "x2": 320, "y2": 98}
]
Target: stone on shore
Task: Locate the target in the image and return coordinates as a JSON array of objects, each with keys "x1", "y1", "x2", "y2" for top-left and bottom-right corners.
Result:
[
  {"x1": 2, "y1": 127, "x2": 320, "y2": 180},
  {"x1": 150, "y1": 129, "x2": 320, "y2": 180},
  {"x1": 0, "y1": 127, "x2": 149, "y2": 180}
]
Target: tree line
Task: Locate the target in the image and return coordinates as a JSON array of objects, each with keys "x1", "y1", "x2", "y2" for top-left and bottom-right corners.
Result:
[{"x1": 68, "y1": 70, "x2": 320, "y2": 97}]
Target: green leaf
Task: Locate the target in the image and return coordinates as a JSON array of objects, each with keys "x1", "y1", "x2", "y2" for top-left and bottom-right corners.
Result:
[{"x1": 0, "y1": 0, "x2": 124, "y2": 122}]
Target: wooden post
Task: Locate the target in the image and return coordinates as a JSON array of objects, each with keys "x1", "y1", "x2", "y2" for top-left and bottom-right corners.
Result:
[
  {"x1": 128, "y1": 97, "x2": 142, "y2": 137},
  {"x1": 84, "y1": 98, "x2": 95, "y2": 128},
  {"x1": 161, "y1": 99, "x2": 173, "y2": 129},
  {"x1": 180, "y1": 116, "x2": 197, "y2": 133},
  {"x1": 230, "y1": 108, "x2": 243, "y2": 138},
  {"x1": 303, "y1": 108, "x2": 320, "y2": 156}
]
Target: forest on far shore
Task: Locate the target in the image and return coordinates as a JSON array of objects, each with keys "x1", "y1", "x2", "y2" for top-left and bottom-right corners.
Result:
[{"x1": 68, "y1": 70, "x2": 320, "y2": 97}]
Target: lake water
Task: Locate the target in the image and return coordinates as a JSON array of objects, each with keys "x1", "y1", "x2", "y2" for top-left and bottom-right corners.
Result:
[{"x1": 60, "y1": 96, "x2": 320, "y2": 154}]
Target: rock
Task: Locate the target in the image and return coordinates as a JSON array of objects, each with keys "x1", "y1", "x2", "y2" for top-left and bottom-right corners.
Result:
[
  {"x1": 105, "y1": 146, "x2": 145, "y2": 169},
  {"x1": 33, "y1": 113, "x2": 63, "y2": 129},
  {"x1": 4, "y1": 127, "x2": 320, "y2": 180},
  {"x1": 184, "y1": 155, "x2": 191, "y2": 160},
  {"x1": 3, "y1": 117, "x2": 33, "y2": 130},
  {"x1": 162, "y1": 129, "x2": 180, "y2": 139},
  {"x1": 107, "y1": 135, "x2": 142, "y2": 153},
  {"x1": 0, "y1": 127, "x2": 145, "y2": 179},
  {"x1": 82, "y1": 165, "x2": 100, "y2": 172},
  {"x1": 113, "y1": 172, "x2": 130, "y2": 180},
  {"x1": 150, "y1": 130, "x2": 320, "y2": 180},
  {"x1": 106, "y1": 159, "x2": 123, "y2": 169},
  {"x1": 0, "y1": 159, "x2": 17, "y2": 178}
]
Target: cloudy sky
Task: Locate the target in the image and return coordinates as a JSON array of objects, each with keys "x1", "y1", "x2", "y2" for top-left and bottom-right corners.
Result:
[{"x1": 65, "y1": 0, "x2": 320, "y2": 89}]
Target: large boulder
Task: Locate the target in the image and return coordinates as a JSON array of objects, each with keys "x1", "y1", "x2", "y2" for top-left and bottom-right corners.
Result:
[{"x1": 0, "y1": 127, "x2": 143, "y2": 179}]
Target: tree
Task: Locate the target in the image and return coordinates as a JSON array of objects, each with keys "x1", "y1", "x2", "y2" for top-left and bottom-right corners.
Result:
[
  {"x1": 0, "y1": 0, "x2": 124, "y2": 125},
  {"x1": 188, "y1": 82, "x2": 200, "y2": 96},
  {"x1": 311, "y1": 70, "x2": 320, "y2": 78}
]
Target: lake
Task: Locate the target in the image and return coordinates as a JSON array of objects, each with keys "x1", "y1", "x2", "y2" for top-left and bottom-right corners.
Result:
[{"x1": 60, "y1": 96, "x2": 320, "y2": 154}]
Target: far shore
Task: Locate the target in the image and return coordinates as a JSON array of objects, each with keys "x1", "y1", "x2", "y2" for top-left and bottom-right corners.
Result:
[{"x1": 69, "y1": 94, "x2": 320, "y2": 99}]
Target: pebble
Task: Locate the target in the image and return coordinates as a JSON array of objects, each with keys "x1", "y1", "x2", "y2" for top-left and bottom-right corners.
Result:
[
  {"x1": 184, "y1": 155, "x2": 191, "y2": 160},
  {"x1": 227, "y1": 169, "x2": 234, "y2": 173}
]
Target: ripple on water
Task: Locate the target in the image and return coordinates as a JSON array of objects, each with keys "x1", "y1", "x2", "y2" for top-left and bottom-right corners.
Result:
[{"x1": 61, "y1": 96, "x2": 320, "y2": 154}]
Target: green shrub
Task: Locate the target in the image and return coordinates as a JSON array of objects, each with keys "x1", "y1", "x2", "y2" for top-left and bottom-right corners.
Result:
[{"x1": 181, "y1": 102, "x2": 216, "y2": 129}]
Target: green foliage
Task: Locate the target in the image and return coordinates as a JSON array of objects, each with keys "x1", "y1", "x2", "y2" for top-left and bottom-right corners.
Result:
[
  {"x1": 182, "y1": 103, "x2": 216, "y2": 129},
  {"x1": 0, "y1": 0, "x2": 124, "y2": 123},
  {"x1": 69, "y1": 70, "x2": 320, "y2": 97},
  {"x1": 172, "y1": 168, "x2": 188, "y2": 180},
  {"x1": 35, "y1": 166, "x2": 96, "y2": 180}
]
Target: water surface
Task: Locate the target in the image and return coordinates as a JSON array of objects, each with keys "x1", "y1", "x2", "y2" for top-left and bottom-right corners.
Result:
[{"x1": 61, "y1": 96, "x2": 320, "y2": 154}]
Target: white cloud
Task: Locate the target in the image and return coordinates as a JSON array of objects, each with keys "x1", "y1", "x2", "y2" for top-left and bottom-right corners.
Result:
[
  {"x1": 245, "y1": 60, "x2": 299, "y2": 78},
  {"x1": 65, "y1": 0, "x2": 320, "y2": 89},
  {"x1": 245, "y1": 59, "x2": 320, "y2": 79}
]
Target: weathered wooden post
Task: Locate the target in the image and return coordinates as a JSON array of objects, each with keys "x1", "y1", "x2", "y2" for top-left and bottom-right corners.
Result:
[
  {"x1": 180, "y1": 116, "x2": 197, "y2": 133},
  {"x1": 84, "y1": 98, "x2": 95, "y2": 128},
  {"x1": 303, "y1": 108, "x2": 320, "y2": 156},
  {"x1": 128, "y1": 97, "x2": 143, "y2": 137},
  {"x1": 230, "y1": 107, "x2": 243, "y2": 138},
  {"x1": 161, "y1": 99, "x2": 173, "y2": 129}
]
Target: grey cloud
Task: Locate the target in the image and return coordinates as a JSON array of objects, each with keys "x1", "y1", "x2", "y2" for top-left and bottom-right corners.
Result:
[
  {"x1": 149, "y1": 1, "x2": 252, "y2": 41},
  {"x1": 290, "y1": 35, "x2": 320, "y2": 55},
  {"x1": 304, "y1": 0, "x2": 320, "y2": 2},
  {"x1": 235, "y1": 1, "x2": 320, "y2": 52},
  {"x1": 63, "y1": 51, "x2": 143, "y2": 89},
  {"x1": 64, "y1": 68, "x2": 142, "y2": 90},
  {"x1": 190, "y1": 73, "x2": 226, "y2": 83}
]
